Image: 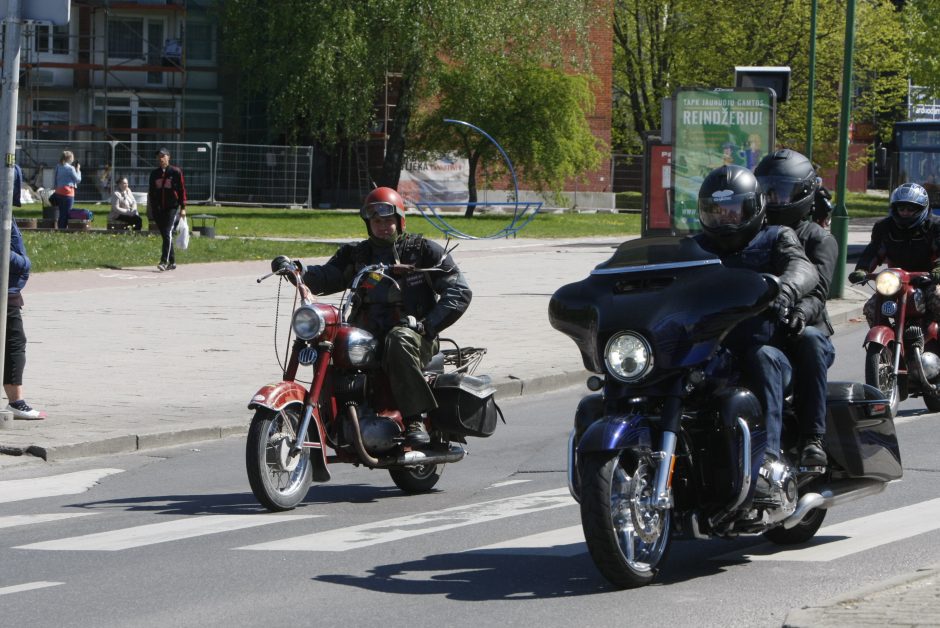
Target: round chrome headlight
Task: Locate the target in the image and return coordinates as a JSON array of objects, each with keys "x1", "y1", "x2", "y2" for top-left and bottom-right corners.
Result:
[
  {"x1": 604, "y1": 332, "x2": 653, "y2": 383},
  {"x1": 292, "y1": 305, "x2": 325, "y2": 340},
  {"x1": 875, "y1": 270, "x2": 902, "y2": 296}
]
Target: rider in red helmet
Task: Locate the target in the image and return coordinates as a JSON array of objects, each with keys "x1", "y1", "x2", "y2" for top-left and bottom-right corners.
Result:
[{"x1": 272, "y1": 187, "x2": 472, "y2": 446}]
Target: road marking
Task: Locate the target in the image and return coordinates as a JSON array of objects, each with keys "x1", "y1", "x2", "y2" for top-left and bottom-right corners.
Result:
[
  {"x1": 0, "y1": 582, "x2": 63, "y2": 596},
  {"x1": 465, "y1": 524, "x2": 585, "y2": 557},
  {"x1": 237, "y1": 487, "x2": 574, "y2": 552},
  {"x1": 15, "y1": 514, "x2": 319, "y2": 551},
  {"x1": 488, "y1": 480, "x2": 531, "y2": 489},
  {"x1": 715, "y1": 498, "x2": 940, "y2": 562},
  {"x1": 0, "y1": 469, "x2": 124, "y2": 504},
  {"x1": 0, "y1": 513, "x2": 96, "y2": 529}
]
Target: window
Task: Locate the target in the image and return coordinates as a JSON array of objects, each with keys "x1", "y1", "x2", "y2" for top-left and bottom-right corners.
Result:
[
  {"x1": 185, "y1": 22, "x2": 214, "y2": 62},
  {"x1": 35, "y1": 25, "x2": 69, "y2": 55},
  {"x1": 108, "y1": 18, "x2": 145, "y2": 60},
  {"x1": 33, "y1": 100, "x2": 70, "y2": 141}
]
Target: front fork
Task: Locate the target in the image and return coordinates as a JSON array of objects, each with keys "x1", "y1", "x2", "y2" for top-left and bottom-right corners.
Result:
[{"x1": 651, "y1": 396, "x2": 681, "y2": 509}]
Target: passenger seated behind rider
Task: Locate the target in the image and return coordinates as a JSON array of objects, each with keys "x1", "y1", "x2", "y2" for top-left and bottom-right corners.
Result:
[
  {"x1": 693, "y1": 165, "x2": 818, "y2": 495},
  {"x1": 848, "y1": 183, "x2": 940, "y2": 322},
  {"x1": 271, "y1": 187, "x2": 472, "y2": 446},
  {"x1": 755, "y1": 149, "x2": 836, "y2": 469}
]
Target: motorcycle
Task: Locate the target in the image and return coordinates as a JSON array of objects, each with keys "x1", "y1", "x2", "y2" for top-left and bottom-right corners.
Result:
[
  {"x1": 854, "y1": 268, "x2": 940, "y2": 417},
  {"x1": 548, "y1": 236, "x2": 902, "y2": 589},
  {"x1": 247, "y1": 258, "x2": 499, "y2": 512}
]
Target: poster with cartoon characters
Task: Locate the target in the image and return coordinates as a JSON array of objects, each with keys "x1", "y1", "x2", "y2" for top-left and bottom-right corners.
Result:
[{"x1": 671, "y1": 88, "x2": 775, "y2": 232}]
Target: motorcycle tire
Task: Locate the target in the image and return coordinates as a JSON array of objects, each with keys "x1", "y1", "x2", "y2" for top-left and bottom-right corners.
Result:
[
  {"x1": 246, "y1": 407, "x2": 313, "y2": 512},
  {"x1": 389, "y1": 465, "x2": 441, "y2": 494},
  {"x1": 763, "y1": 507, "x2": 826, "y2": 545},
  {"x1": 864, "y1": 343, "x2": 900, "y2": 418},
  {"x1": 924, "y1": 394, "x2": 940, "y2": 413},
  {"x1": 579, "y1": 450, "x2": 671, "y2": 589}
]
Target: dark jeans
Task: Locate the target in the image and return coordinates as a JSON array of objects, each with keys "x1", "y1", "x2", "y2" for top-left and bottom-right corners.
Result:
[
  {"x1": 154, "y1": 208, "x2": 179, "y2": 265},
  {"x1": 382, "y1": 326, "x2": 439, "y2": 418},
  {"x1": 741, "y1": 343, "x2": 792, "y2": 459},
  {"x1": 57, "y1": 195, "x2": 74, "y2": 229},
  {"x1": 785, "y1": 326, "x2": 835, "y2": 437},
  {"x1": 4, "y1": 305, "x2": 26, "y2": 386},
  {"x1": 115, "y1": 214, "x2": 143, "y2": 231}
]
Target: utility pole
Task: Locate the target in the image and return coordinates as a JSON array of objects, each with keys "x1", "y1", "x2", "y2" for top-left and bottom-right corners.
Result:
[{"x1": 830, "y1": 0, "x2": 857, "y2": 299}]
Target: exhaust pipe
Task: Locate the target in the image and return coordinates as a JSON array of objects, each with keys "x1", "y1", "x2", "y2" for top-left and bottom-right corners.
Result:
[
  {"x1": 375, "y1": 444, "x2": 466, "y2": 468},
  {"x1": 346, "y1": 404, "x2": 380, "y2": 467},
  {"x1": 782, "y1": 478, "x2": 886, "y2": 529}
]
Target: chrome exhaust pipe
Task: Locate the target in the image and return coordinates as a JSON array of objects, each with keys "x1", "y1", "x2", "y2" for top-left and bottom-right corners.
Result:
[
  {"x1": 782, "y1": 478, "x2": 886, "y2": 529},
  {"x1": 376, "y1": 444, "x2": 466, "y2": 468}
]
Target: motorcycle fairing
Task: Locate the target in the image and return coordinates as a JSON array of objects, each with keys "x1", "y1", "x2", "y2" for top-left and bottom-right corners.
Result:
[{"x1": 576, "y1": 413, "x2": 652, "y2": 454}]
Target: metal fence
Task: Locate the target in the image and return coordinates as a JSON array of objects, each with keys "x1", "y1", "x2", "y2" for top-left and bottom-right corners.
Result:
[
  {"x1": 214, "y1": 143, "x2": 313, "y2": 207},
  {"x1": 611, "y1": 153, "x2": 643, "y2": 193}
]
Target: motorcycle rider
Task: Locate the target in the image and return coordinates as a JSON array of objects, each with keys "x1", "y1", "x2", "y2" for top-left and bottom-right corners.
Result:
[
  {"x1": 755, "y1": 149, "x2": 836, "y2": 469},
  {"x1": 272, "y1": 187, "x2": 472, "y2": 446},
  {"x1": 848, "y1": 183, "x2": 940, "y2": 320},
  {"x1": 694, "y1": 164, "x2": 818, "y2": 493}
]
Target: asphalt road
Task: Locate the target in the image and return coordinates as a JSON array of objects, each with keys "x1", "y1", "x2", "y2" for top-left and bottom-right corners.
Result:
[{"x1": 1, "y1": 319, "x2": 939, "y2": 628}]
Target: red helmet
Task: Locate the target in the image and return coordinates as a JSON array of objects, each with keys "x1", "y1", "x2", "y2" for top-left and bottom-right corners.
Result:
[{"x1": 361, "y1": 187, "x2": 406, "y2": 233}]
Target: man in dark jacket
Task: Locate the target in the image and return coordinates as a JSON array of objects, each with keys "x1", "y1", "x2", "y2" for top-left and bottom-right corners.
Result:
[
  {"x1": 756, "y1": 149, "x2": 837, "y2": 469},
  {"x1": 148, "y1": 147, "x2": 187, "y2": 271},
  {"x1": 694, "y1": 165, "x2": 817, "y2": 494},
  {"x1": 273, "y1": 187, "x2": 472, "y2": 445}
]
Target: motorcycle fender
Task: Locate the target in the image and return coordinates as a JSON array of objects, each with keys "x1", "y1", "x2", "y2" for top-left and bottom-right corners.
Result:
[
  {"x1": 864, "y1": 325, "x2": 894, "y2": 349},
  {"x1": 248, "y1": 381, "x2": 308, "y2": 412},
  {"x1": 576, "y1": 413, "x2": 652, "y2": 454}
]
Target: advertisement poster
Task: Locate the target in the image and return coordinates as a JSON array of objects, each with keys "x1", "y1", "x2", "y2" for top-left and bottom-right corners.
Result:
[
  {"x1": 671, "y1": 88, "x2": 775, "y2": 232},
  {"x1": 398, "y1": 154, "x2": 469, "y2": 204}
]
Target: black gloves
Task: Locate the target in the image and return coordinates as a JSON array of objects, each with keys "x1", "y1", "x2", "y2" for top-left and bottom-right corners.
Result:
[
  {"x1": 849, "y1": 269, "x2": 868, "y2": 284},
  {"x1": 786, "y1": 307, "x2": 807, "y2": 335},
  {"x1": 271, "y1": 255, "x2": 292, "y2": 273},
  {"x1": 768, "y1": 294, "x2": 791, "y2": 325}
]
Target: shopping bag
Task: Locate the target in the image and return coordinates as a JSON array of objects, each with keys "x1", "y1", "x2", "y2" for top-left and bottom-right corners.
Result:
[{"x1": 175, "y1": 216, "x2": 190, "y2": 250}]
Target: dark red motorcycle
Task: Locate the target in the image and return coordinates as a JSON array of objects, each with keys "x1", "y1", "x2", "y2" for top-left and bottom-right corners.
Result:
[
  {"x1": 857, "y1": 268, "x2": 940, "y2": 417},
  {"x1": 246, "y1": 259, "x2": 500, "y2": 511}
]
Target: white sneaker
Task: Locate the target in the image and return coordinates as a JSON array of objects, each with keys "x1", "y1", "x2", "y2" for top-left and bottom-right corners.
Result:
[{"x1": 7, "y1": 400, "x2": 43, "y2": 420}]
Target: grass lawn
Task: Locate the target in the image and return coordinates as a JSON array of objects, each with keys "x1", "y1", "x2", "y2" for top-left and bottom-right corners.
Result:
[{"x1": 13, "y1": 191, "x2": 888, "y2": 273}]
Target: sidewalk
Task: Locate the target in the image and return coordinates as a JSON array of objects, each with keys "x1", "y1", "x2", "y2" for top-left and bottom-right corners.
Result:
[{"x1": 4, "y1": 220, "x2": 932, "y2": 627}]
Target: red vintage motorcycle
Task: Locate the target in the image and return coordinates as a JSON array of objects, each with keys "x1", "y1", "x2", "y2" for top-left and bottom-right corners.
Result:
[
  {"x1": 246, "y1": 259, "x2": 499, "y2": 512},
  {"x1": 856, "y1": 267, "x2": 940, "y2": 417}
]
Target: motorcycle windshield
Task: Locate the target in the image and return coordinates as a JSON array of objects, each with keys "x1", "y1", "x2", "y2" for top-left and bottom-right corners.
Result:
[{"x1": 549, "y1": 236, "x2": 773, "y2": 375}]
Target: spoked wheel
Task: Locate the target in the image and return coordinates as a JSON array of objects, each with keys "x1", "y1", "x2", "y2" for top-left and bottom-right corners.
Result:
[
  {"x1": 763, "y1": 507, "x2": 826, "y2": 545},
  {"x1": 246, "y1": 407, "x2": 312, "y2": 511},
  {"x1": 865, "y1": 343, "x2": 899, "y2": 418},
  {"x1": 389, "y1": 464, "x2": 441, "y2": 494},
  {"x1": 579, "y1": 451, "x2": 671, "y2": 589}
]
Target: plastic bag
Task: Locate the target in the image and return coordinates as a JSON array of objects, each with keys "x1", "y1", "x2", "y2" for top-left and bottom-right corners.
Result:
[{"x1": 175, "y1": 216, "x2": 190, "y2": 250}]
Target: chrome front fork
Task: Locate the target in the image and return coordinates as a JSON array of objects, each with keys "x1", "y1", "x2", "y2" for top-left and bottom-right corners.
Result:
[{"x1": 651, "y1": 431, "x2": 677, "y2": 510}]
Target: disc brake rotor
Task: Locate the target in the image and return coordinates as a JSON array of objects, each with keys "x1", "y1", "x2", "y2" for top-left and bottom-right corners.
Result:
[
  {"x1": 272, "y1": 432, "x2": 300, "y2": 472},
  {"x1": 628, "y1": 460, "x2": 661, "y2": 544}
]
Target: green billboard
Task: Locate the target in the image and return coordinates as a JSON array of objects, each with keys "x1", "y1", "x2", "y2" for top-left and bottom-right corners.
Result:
[{"x1": 671, "y1": 88, "x2": 776, "y2": 232}]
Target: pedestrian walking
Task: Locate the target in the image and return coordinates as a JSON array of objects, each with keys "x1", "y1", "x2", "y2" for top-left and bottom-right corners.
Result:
[{"x1": 147, "y1": 148, "x2": 187, "y2": 271}]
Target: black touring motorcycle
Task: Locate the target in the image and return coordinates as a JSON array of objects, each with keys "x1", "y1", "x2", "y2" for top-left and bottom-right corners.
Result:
[{"x1": 549, "y1": 236, "x2": 902, "y2": 589}]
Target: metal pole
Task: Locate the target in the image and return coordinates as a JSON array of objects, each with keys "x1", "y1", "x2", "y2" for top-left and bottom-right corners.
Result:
[
  {"x1": 830, "y1": 0, "x2": 857, "y2": 299},
  {"x1": 805, "y1": 0, "x2": 818, "y2": 162},
  {"x1": 0, "y1": 0, "x2": 22, "y2": 423}
]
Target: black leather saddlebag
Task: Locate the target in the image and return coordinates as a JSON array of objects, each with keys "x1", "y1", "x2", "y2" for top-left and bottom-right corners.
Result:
[{"x1": 430, "y1": 372, "x2": 503, "y2": 438}]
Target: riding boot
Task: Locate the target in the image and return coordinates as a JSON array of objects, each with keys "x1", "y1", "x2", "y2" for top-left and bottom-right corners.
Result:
[
  {"x1": 799, "y1": 434, "x2": 828, "y2": 468},
  {"x1": 404, "y1": 415, "x2": 430, "y2": 446}
]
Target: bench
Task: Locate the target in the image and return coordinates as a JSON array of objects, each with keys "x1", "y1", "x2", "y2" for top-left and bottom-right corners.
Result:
[{"x1": 107, "y1": 220, "x2": 134, "y2": 232}]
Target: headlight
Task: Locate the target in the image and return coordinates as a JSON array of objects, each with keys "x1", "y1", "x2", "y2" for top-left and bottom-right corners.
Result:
[
  {"x1": 875, "y1": 271, "x2": 902, "y2": 296},
  {"x1": 604, "y1": 332, "x2": 654, "y2": 382},
  {"x1": 292, "y1": 305, "x2": 325, "y2": 340}
]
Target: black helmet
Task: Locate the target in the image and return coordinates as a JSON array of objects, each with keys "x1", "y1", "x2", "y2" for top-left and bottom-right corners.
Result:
[
  {"x1": 754, "y1": 149, "x2": 817, "y2": 227},
  {"x1": 697, "y1": 164, "x2": 766, "y2": 254},
  {"x1": 889, "y1": 183, "x2": 930, "y2": 230}
]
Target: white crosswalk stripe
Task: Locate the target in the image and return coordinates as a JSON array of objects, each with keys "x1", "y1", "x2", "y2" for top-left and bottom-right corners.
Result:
[
  {"x1": 465, "y1": 524, "x2": 585, "y2": 557},
  {"x1": 0, "y1": 469, "x2": 123, "y2": 504},
  {"x1": 0, "y1": 513, "x2": 96, "y2": 530},
  {"x1": 236, "y1": 487, "x2": 574, "y2": 552},
  {"x1": 14, "y1": 514, "x2": 319, "y2": 551},
  {"x1": 0, "y1": 582, "x2": 63, "y2": 596}
]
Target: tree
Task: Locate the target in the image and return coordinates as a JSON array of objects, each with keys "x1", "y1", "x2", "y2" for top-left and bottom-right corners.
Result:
[
  {"x1": 413, "y1": 61, "x2": 603, "y2": 215},
  {"x1": 221, "y1": 0, "x2": 600, "y2": 189}
]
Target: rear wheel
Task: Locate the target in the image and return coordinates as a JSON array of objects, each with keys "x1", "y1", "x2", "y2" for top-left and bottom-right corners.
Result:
[
  {"x1": 246, "y1": 407, "x2": 312, "y2": 511},
  {"x1": 924, "y1": 394, "x2": 940, "y2": 413},
  {"x1": 865, "y1": 343, "x2": 899, "y2": 418},
  {"x1": 763, "y1": 507, "x2": 826, "y2": 545},
  {"x1": 579, "y1": 451, "x2": 671, "y2": 589},
  {"x1": 389, "y1": 465, "x2": 441, "y2": 493}
]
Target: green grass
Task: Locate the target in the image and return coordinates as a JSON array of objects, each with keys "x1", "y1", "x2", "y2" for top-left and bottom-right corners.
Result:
[{"x1": 12, "y1": 192, "x2": 886, "y2": 272}]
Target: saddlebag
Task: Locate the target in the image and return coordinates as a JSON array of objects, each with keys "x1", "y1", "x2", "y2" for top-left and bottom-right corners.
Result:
[
  {"x1": 430, "y1": 372, "x2": 503, "y2": 438},
  {"x1": 825, "y1": 381, "x2": 903, "y2": 481}
]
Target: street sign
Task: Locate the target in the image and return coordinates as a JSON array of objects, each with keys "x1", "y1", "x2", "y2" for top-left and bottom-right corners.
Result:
[{"x1": 0, "y1": 0, "x2": 70, "y2": 25}]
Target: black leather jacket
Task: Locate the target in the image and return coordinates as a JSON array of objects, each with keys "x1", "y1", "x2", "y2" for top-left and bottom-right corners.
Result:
[
  {"x1": 856, "y1": 214, "x2": 940, "y2": 273},
  {"x1": 301, "y1": 233, "x2": 472, "y2": 338},
  {"x1": 792, "y1": 219, "x2": 837, "y2": 335}
]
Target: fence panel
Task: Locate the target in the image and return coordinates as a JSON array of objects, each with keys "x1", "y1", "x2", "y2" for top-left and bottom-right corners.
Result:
[
  {"x1": 16, "y1": 139, "x2": 115, "y2": 203},
  {"x1": 112, "y1": 141, "x2": 213, "y2": 205},
  {"x1": 611, "y1": 153, "x2": 643, "y2": 193},
  {"x1": 214, "y1": 143, "x2": 313, "y2": 207}
]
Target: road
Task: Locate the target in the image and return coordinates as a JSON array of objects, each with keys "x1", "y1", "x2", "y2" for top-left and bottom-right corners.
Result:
[{"x1": 1, "y1": 319, "x2": 939, "y2": 628}]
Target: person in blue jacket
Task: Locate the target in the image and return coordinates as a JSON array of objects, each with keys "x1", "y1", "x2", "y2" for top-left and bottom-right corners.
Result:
[{"x1": 5, "y1": 164, "x2": 43, "y2": 420}]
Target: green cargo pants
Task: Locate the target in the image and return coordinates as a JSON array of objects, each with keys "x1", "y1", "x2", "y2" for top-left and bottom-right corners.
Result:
[{"x1": 382, "y1": 326, "x2": 439, "y2": 418}]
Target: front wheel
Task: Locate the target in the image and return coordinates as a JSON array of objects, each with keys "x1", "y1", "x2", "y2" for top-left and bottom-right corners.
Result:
[
  {"x1": 389, "y1": 465, "x2": 441, "y2": 493},
  {"x1": 246, "y1": 407, "x2": 312, "y2": 511},
  {"x1": 924, "y1": 394, "x2": 940, "y2": 413},
  {"x1": 865, "y1": 343, "x2": 899, "y2": 418},
  {"x1": 579, "y1": 451, "x2": 671, "y2": 589}
]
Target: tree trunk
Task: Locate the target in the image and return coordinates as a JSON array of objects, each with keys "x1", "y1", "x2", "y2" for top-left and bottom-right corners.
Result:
[
  {"x1": 380, "y1": 57, "x2": 422, "y2": 190},
  {"x1": 465, "y1": 151, "x2": 480, "y2": 217}
]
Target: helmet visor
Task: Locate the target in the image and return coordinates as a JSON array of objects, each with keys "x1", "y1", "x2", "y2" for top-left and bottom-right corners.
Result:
[
  {"x1": 360, "y1": 202, "x2": 399, "y2": 221},
  {"x1": 698, "y1": 193, "x2": 755, "y2": 229},
  {"x1": 757, "y1": 175, "x2": 810, "y2": 206}
]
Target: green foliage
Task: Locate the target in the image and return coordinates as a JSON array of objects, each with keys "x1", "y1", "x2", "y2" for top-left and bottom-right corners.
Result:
[{"x1": 904, "y1": 0, "x2": 940, "y2": 96}]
